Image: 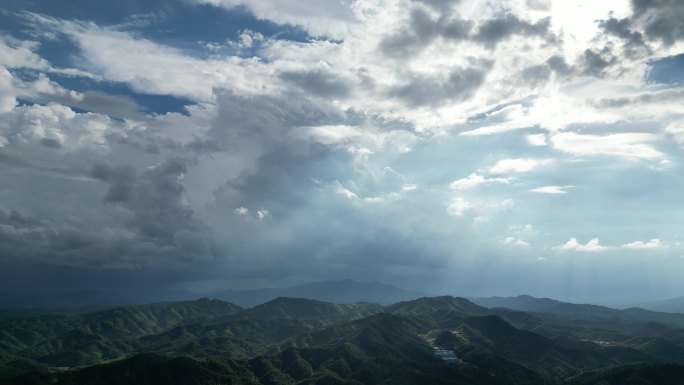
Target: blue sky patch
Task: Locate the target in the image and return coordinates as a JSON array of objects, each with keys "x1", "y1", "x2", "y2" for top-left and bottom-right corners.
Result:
[{"x1": 647, "y1": 53, "x2": 684, "y2": 86}]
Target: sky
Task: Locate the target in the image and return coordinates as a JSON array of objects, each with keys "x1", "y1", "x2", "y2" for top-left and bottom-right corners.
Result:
[{"x1": 1, "y1": 0, "x2": 684, "y2": 304}]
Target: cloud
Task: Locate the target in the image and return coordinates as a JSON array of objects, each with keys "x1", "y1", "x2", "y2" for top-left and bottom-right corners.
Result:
[
  {"x1": 380, "y1": 7, "x2": 551, "y2": 56},
  {"x1": 0, "y1": 68, "x2": 17, "y2": 114},
  {"x1": 554, "y1": 237, "x2": 608, "y2": 252},
  {"x1": 550, "y1": 132, "x2": 663, "y2": 159},
  {"x1": 193, "y1": 0, "x2": 356, "y2": 38},
  {"x1": 0, "y1": 36, "x2": 49, "y2": 69},
  {"x1": 526, "y1": 133, "x2": 547, "y2": 146},
  {"x1": 0, "y1": 34, "x2": 103, "y2": 83},
  {"x1": 379, "y1": 7, "x2": 472, "y2": 58},
  {"x1": 449, "y1": 173, "x2": 509, "y2": 190},
  {"x1": 554, "y1": 237, "x2": 666, "y2": 253},
  {"x1": 24, "y1": 14, "x2": 271, "y2": 101},
  {"x1": 0, "y1": 102, "x2": 122, "y2": 153},
  {"x1": 503, "y1": 236, "x2": 530, "y2": 247},
  {"x1": 280, "y1": 67, "x2": 352, "y2": 98},
  {"x1": 335, "y1": 182, "x2": 359, "y2": 200},
  {"x1": 473, "y1": 13, "x2": 551, "y2": 47},
  {"x1": 447, "y1": 197, "x2": 473, "y2": 216},
  {"x1": 581, "y1": 47, "x2": 616, "y2": 76},
  {"x1": 256, "y1": 209, "x2": 270, "y2": 220},
  {"x1": 2, "y1": 0, "x2": 684, "y2": 298},
  {"x1": 230, "y1": 29, "x2": 265, "y2": 50},
  {"x1": 598, "y1": 16, "x2": 646, "y2": 55},
  {"x1": 530, "y1": 185, "x2": 572, "y2": 194},
  {"x1": 388, "y1": 65, "x2": 490, "y2": 107},
  {"x1": 488, "y1": 158, "x2": 552, "y2": 174},
  {"x1": 90, "y1": 158, "x2": 206, "y2": 241},
  {"x1": 622, "y1": 239, "x2": 663, "y2": 250},
  {"x1": 10, "y1": 72, "x2": 144, "y2": 118},
  {"x1": 666, "y1": 121, "x2": 684, "y2": 145},
  {"x1": 600, "y1": 0, "x2": 684, "y2": 47},
  {"x1": 459, "y1": 104, "x2": 534, "y2": 137}
]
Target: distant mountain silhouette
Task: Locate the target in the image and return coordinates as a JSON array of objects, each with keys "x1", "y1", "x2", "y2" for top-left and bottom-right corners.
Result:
[
  {"x1": 636, "y1": 296, "x2": 684, "y2": 313},
  {"x1": 472, "y1": 294, "x2": 684, "y2": 328},
  {"x1": 0, "y1": 289, "x2": 201, "y2": 311},
  {"x1": 212, "y1": 279, "x2": 427, "y2": 306},
  {"x1": 0, "y1": 280, "x2": 425, "y2": 310}
]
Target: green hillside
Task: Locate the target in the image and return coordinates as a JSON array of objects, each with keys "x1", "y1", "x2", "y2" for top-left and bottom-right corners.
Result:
[{"x1": 2, "y1": 295, "x2": 684, "y2": 384}]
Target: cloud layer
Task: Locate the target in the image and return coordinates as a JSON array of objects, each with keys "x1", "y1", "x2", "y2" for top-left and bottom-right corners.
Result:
[{"x1": 1, "y1": 0, "x2": 684, "y2": 301}]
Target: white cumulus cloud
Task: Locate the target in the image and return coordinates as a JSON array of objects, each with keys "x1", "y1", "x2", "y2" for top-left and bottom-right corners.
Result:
[
  {"x1": 622, "y1": 239, "x2": 663, "y2": 250},
  {"x1": 449, "y1": 173, "x2": 510, "y2": 190},
  {"x1": 555, "y1": 237, "x2": 608, "y2": 252}
]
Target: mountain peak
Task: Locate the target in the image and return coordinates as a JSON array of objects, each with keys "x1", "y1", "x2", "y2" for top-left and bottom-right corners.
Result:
[
  {"x1": 387, "y1": 295, "x2": 488, "y2": 316},
  {"x1": 240, "y1": 296, "x2": 384, "y2": 323}
]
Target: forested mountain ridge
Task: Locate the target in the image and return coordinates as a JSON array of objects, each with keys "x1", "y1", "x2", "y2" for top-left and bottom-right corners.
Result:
[{"x1": 2, "y1": 295, "x2": 684, "y2": 384}]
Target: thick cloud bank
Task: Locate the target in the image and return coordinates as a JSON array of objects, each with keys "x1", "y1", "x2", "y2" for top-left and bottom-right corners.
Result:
[{"x1": 1, "y1": 0, "x2": 684, "y2": 302}]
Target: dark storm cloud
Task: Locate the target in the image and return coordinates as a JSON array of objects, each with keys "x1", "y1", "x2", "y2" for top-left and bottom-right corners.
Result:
[
  {"x1": 0, "y1": 209, "x2": 46, "y2": 231},
  {"x1": 388, "y1": 65, "x2": 490, "y2": 106},
  {"x1": 517, "y1": 54, "x2": 576, "y2": 87},
  {"x1": 473, "y1": 14, "x2": 551, "y2": 47},
  {"x1": 0, "y1": 149, "x2": 91, "y2": 180},
  {"x1": 203, "y1": 89, "x2": 353, "y2": 217},
  {"x1": 581, "y1": 48, "x2": 616, "y2": 77},
  {"x1": 191, "y1": 89, "x2": 453, "y2": 283},
  {"x1": 0, "y1": 207, "x2": 127, "y2": 267},
  {"x1": 380, "y1": 7, "x2": 553, "y2": 59},
  {"x1": 0, "y1": 85, "x2": 358, "y2": 273},
  {"x1": 545, "y1": 55, "x2": 572, "y2": 75},
  {"x1": 599, "y1": 17, "x2": 645, "y2": 48},
  {"x1": 201, "y1": 89, "x2": 346, "y2": 154},
  {"x1": 380, "y1": 8, "x2": 472, "y2": 58},
  {"x1": 0, "y1": 208, "x2": 61, "y2": 262},
  {"x1": 85, "y1": 158, "x2": 221, "y2": 264},
  {"x1": 220, "y1": 145, "x2": 349, "y2": 211},
  {"x1": 91, "y1": 158, "x2": 201, "y2": 240},
  {"x1": 280, "y1": 68, "x2": 352, "y2": 98},
  {"x1": 0, "y1": 262, "x2": 227, "y2": 297},
  {"x1": 518, "y1": 55, "x2": 574, "y2": 86},
  {"x1": 599, "y1": 0, "x2": 684, "y2": 49},
  {"x1": 0, "y1": 155, "x2": 219, "y2": 268},
  {"x1": 39, "y1": 138, "x2": 62, "y2": 148},
  {"x1": 631, "y1": 0, "x2": 684, "y2": 46}
]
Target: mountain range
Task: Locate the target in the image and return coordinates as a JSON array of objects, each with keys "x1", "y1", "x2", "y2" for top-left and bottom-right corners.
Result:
[
  {"x1": 0, "y1": 280, "x2": 427, "y2": 310},
  {"x1": 3, "y1": 291, "x2": 684, "y2": 384},
  {"x1": 635, "y1": 296, "x2": 684, "y2": 314},
  {"x1": 212, "y1": 279, "x2": 428, "y2": 307}
]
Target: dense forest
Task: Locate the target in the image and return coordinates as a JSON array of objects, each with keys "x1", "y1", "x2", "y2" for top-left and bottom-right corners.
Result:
[{"x1": 3, "y1": 295, "x2": 684, "y2": 384}]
